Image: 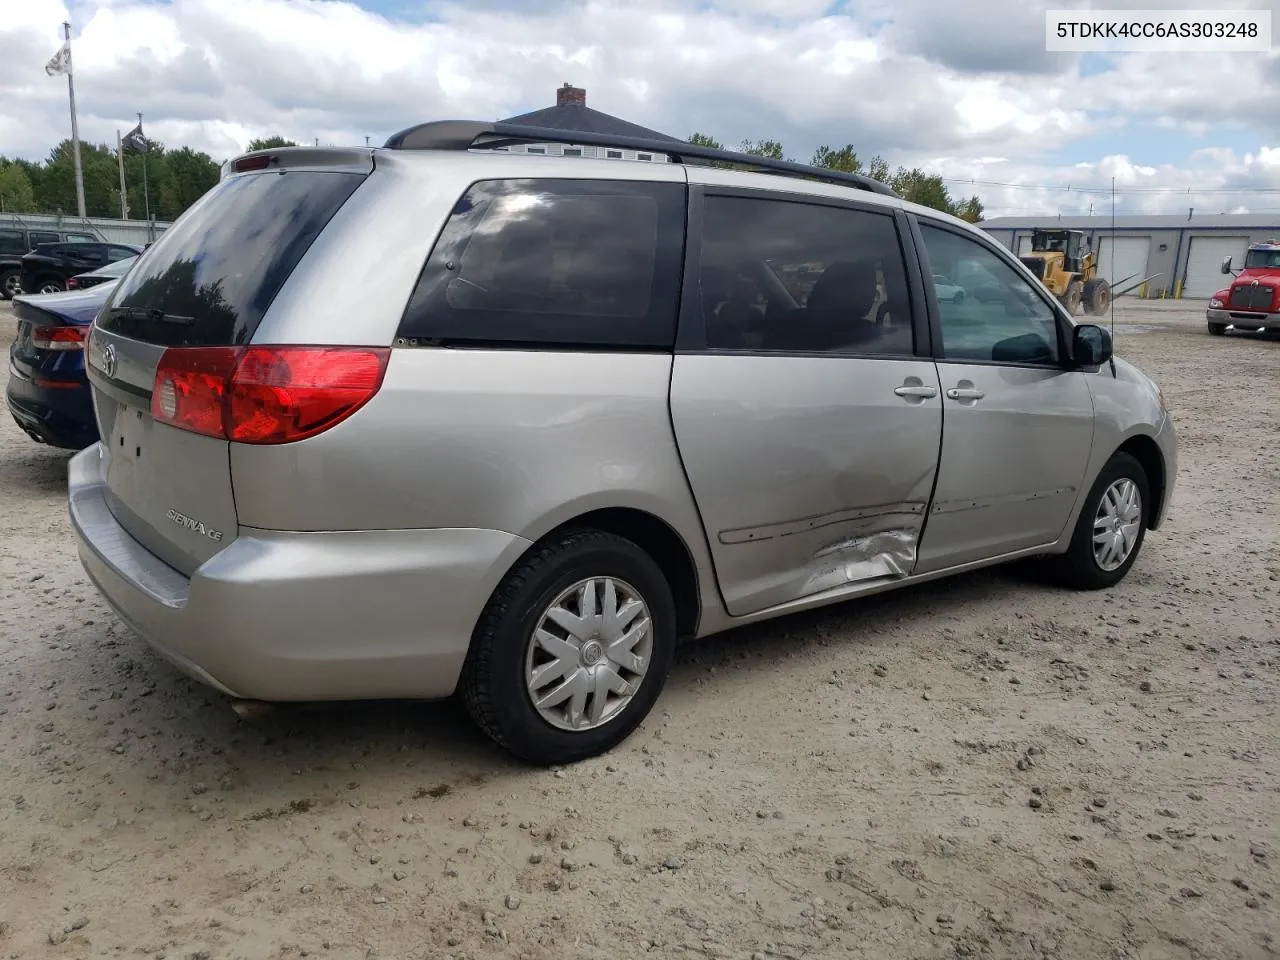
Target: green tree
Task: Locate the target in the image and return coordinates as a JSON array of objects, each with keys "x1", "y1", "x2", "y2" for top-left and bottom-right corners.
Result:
[
  {"x1": 0, "y1": 161, "x2": 37, "y2": 212},
  {"x1": 954, "y1": 194, "x2": 985, "y2": 223},
  {"x1": 739, "y1": 138, "x2": 786, "y2": 160},
  {"x1": 247, "y1": 135, "x2": 298, "y2": 151},
  {"x1": 687, "y1": 132, "x2": 723, "y2": 151},
  {"x1": 811, "y1": 144, "x2": 861, "y2": 173}
]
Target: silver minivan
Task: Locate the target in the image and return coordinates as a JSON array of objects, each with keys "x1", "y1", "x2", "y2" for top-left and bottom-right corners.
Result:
[{"x1": 69, "y1": 123, "x2": 1177, "y2": 765}]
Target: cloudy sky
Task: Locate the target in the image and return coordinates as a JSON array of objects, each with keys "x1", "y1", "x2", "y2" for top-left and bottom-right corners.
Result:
[{"x1": 2, "y1": 0, "x2": 1278, "y2": 218}]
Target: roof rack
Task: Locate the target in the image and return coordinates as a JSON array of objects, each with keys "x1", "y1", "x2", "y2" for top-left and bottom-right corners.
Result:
[{"x1": 382, "y1": 120, "x2": 899, "y2": 198}]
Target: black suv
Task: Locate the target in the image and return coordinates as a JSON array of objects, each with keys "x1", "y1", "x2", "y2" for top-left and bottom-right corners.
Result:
[
  {"x1": 18, "y1": 242, "x2": 143, "y2": 296},
  {"x1": 0, "y1": 227, "x2": 100, "y2": 299}
]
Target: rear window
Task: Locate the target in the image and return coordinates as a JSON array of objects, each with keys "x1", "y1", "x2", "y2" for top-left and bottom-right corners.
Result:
[
  {"x1": 97, "y1": 170, "x2": 365, "y2": 347},
  {"x1": 396, "y1": 178, "x2": 687, "y2": 349}
]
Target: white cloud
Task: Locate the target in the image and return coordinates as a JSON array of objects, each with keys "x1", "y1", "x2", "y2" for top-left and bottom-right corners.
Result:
[{"x1": 1, "y1": 0, "x2": 1278, "y2": 218}]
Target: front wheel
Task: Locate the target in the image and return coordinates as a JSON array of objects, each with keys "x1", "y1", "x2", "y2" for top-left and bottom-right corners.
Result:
[
  {"x1": 1207, "y1": 321, "x2": 1226, "y2": 336},
  {"x1": 1062, "y1": 280, "x2": 1084, "y2": 315},
  {"x1": 1045, "y1": 452, "x2": 1150, "y2": 590},
  {"x1": 459, "y1": 528, "x2": 677, "y2": 765}
]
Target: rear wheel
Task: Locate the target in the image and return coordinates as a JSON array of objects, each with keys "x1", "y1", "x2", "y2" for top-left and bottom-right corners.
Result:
[
  {"x1": 1207, "y1": 321, "x2": 1227, "y2": 336},
  {"x1": 1044, "y1": 451, "x2": 1150, "y2": 590},
  {"x1": 460, "y1": 528, "x2": 677, "y2": 766},
  {"x1": 1082, "y1": 278, "x2": 1111, "y2": 315},
  {"x1": 36, "y1": 276, "x2": 65, "y2": 294},
  {"x1": 0, "y1": 268, "x2": 19, "y2": 300}
]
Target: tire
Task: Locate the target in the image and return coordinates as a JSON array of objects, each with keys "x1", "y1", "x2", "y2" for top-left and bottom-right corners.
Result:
[
  {"x1": 1207, "y1": 321, "x2": 1227, "y2": 336},
  {"x1": 36, "y1": 276, "x2": 65, "y2": 295},
  {"x1": 459, "y1": 528, "x2": 677, "y2": 766},
  {"x1": 1044, "y1": 451, "x2": 1150, "y2": 590},
  {"x1": 952, "y1": 291, "x2": 965, "y2": 304},
  {"x1": 1061, "y1": 280, "x2": 1084, "y2": 315},
  {"x1": 0, "y1": 268, "x2": 19, "y2": 300},
  {"x1": 1082, "y1": 278, "x2": 1111, "y2": 316}
]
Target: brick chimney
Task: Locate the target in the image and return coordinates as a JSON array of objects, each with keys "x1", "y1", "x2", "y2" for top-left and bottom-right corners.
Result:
[{"x1": 557, "y1": 82, "x2": 586, "y2": 107}]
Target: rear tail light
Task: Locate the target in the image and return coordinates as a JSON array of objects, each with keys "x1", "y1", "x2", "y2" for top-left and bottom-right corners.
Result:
[
  {"x1": 151, "y1": 346, "x2": 389, "y2": 444},
  {"x1": 31, "y1": 325, "x2": 86, "y2": 350},
  {"x1": 67, "y1": 277, "x2": 80, "y2": 289}
]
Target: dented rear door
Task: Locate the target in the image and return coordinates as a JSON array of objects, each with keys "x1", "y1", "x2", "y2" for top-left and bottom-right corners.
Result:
[{"x1": 669, "y1": 183, "x2": 943, "y2": 617}]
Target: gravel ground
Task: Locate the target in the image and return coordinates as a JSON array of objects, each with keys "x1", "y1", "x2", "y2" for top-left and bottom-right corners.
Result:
[{"x1": 0, "y1": 299, "x2": 1276, "y2": 960}]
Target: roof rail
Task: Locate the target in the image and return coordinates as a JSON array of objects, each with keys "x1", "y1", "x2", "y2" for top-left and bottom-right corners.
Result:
[{"x1": 382, "y1": 120, "x2": 899, "y2": 198}]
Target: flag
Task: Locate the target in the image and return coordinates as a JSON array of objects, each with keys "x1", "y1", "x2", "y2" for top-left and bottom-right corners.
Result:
[
  {"x1": 45, "y1": 42, "x2": 71, "y2": 76},
  {"x1": 122, "y1": 122, "x2": 148, "y2": 153}
]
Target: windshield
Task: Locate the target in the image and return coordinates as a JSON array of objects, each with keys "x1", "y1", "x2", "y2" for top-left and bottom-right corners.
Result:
[{"x1": 1243, "y1": 248, "x2": 1280, "y2": 269}]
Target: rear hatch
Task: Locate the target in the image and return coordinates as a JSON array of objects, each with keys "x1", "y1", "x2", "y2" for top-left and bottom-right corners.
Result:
[{"x1": 86, "y1": 156, "x2": 370, "y2": 575}]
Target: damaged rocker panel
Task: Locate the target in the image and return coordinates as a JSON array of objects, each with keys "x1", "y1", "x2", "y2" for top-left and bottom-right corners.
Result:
[{"x1": 801, "y1": 528, "x2": 919, "y2": 595}]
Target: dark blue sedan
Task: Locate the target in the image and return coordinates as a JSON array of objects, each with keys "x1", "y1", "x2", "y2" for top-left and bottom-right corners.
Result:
[{"x1": 5, "y1": 281, "x2": 118, "y2": 449}]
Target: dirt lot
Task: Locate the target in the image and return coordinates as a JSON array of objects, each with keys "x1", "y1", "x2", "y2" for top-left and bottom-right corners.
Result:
[{"x1": 0, "y1": 298, "x2": 1276, "y2": 960}]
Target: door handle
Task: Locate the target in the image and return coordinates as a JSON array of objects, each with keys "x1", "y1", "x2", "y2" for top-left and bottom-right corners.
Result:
[
  {"x1": 894, "y1": 385, "x2": 938, "y2": 399},
  {"x1": 946, "y1": 387, "x2": 985, "y2": 401}
]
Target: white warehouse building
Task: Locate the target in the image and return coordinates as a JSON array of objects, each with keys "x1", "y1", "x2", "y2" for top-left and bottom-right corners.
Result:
[{"x1": 979, "y1": 214, "x2": 1280, "y2": 299}]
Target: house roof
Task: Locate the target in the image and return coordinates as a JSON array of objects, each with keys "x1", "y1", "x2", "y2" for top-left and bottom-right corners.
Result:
[
  {"x1": 980, "y1": 213, "x2": 1280, "y2": 231},
  {"x1": 500, "y1": 88, "x2": 683, "y2": 144}
]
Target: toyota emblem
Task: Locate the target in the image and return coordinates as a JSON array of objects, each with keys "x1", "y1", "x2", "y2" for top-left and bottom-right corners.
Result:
[{"x1": 102, "y1": 342, "x2": 117, "y2": 378}]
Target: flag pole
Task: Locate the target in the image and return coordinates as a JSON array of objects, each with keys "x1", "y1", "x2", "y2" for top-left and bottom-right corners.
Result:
[
  {"x1": 63, "y1": 22, "x2": 86, "y2": 220},
  {"x1": 138, "y1": 112, "x2": 153, "y2": 241},
  {"x1": 116, "y1": 130, "x2": 129, "y2": 219}
]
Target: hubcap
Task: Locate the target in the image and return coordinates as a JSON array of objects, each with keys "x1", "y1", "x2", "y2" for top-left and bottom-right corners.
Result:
[
  {"x1": 525, "y1": 576, "x2": 653, "y2": 732},
  {"x1": 40, "y1": 283, "x2": 61, "y2": 294},
  {"x1": 3, "y1": 276, "x2": 18, "y2": 297},
  {"x1": 1093, "y1": 478, "x2": 1143, "y2": 571}
]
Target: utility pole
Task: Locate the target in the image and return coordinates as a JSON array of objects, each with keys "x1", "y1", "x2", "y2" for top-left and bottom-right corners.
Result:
[
  {"x1": 61, "y1": 22, "x2": 87, "y2": 219},
  {"x1": 116, "y1": 130, "x2": 130, "y2": 219},
  {"x1": 138, "y1": 113, "x2": 154, "y2": 241}
]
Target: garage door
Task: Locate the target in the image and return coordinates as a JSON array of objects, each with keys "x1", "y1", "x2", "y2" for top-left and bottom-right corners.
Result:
[
  {"x1": 1096, "y1": 236, "x2": 1151, "y2": 294},
  {"x1": 1017, "y1": 234, "x2": 1034, "y2": 255},
  {"x1": 1183, "y1": 236, "x2": 1249, "y2": 298}
]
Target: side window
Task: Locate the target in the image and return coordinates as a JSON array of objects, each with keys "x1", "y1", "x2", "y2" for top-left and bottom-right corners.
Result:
[
  {"x1": 68, "y1": 244, "x2": 106, "y2": 265},
  {"x1": 64, "y1": 233, "x2": 96, "y2": 242},
  {"x1": 918, "y1": 223, "x2": 1062, "y2": 365},
  {"x1": 698, "y1": 195, "x2": 914, "y2": 355},
  {"x1": 108, "y1": 246, "x2": 138, "y2": 261},
  {"x1": 0, "y1": 229, "x2": 24, "y2": 256},
  {"x1": 398, "y1": 179, "x2": 686, "y2": 349},
  {"x1": 29, "y1": 231, "x2": 59, "y2": 248}
]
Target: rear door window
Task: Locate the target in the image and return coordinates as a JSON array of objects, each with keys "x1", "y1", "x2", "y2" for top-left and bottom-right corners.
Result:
[
  {"x1": 0, "y1": 229, "x2": 24, "y2": 256},
  {"x1": 397, "y1": 179, "x2": 687, "y2": 349},
  {"x1": 697, "y1": 194, "x2": 915, "y2": 355},
  {"x1": 107, "y1": 245, "x2": 138, "y2": 261},
  {"x1": 97, "y1": 169, "x2": 366, "y2": 347},
  {"x1": 29, "y1": 231, "x2": 59, "y2": 247}
]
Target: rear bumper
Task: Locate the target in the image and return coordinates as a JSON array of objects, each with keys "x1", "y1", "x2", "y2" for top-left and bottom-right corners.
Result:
[
  {"x1": 5, "y1": 366, "x2": 97, "y2": 449},
  {"x1": 1206, "y1": 307, "x2": 1280, "y2": 328},
  {"x1": 68, "y1": 444, "x2": 531, "y2": 702}
]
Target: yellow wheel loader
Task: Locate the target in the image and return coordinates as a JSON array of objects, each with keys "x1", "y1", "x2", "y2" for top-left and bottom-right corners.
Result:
[{"x1": 1017, "y1": 229, "x2": 1111, "y2": 316}]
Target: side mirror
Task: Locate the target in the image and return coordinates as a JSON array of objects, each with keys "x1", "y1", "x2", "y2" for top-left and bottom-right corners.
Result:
[
  {"x1": 1073, "y1": 323, "x2": 1113, "y2": 367},
  {"x1": 1221, "y1": 255, "x2": 1233, "y2": 275}
]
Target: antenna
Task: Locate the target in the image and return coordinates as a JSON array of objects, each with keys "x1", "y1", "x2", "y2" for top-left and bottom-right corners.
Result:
[{"x1": 1109, "y1": 176, "x2": 1116, "y2": 341}]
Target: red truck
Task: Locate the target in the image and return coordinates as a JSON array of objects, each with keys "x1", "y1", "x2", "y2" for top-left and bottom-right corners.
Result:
[{"x1": 1207, "y1": 240, "x2": 1280, "y2": 335}]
